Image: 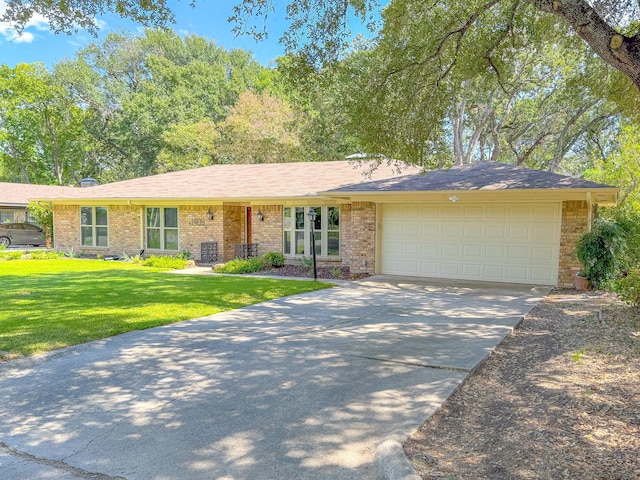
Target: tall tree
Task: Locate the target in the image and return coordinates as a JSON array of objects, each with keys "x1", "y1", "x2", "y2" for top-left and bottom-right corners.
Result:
[
  {"x1": 5, "y1": 1, "x2": 640, "y2": 92},
  {"x1": 217, "y1": 90, "x2": 305, "y2": 164},
  {"x1": 55, "y1": 29, "x2": 273, "y2": 180},
  {"x1": 0, "y1": 63, "x2": 91, "y2": 185}
]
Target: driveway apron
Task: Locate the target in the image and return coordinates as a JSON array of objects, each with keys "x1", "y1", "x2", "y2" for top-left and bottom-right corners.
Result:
[{"x1": 0, "y1": 275, "x2": 550, "y2": 480}]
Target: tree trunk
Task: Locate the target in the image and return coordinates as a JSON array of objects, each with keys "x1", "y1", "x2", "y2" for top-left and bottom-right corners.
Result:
[{"x1": 534, "y1": 0, "x2": 640, "y2": 90}]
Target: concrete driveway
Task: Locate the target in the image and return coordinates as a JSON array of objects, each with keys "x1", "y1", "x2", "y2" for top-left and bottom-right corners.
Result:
[{"x1": 0, "y1": 275, "x2": 550, "y2": 480}]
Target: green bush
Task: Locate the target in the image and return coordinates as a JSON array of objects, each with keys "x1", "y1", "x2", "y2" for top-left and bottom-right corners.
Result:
[
  {"x1": 214, "y1": 257, "x2": 264, "y2": 274},
  {"x1": 0, "y1": 251, "x2": 24, "y2": 260},
  {"x1": 176, "y1": 249, "x2": 192, "y2": 260},
  {"x1": 141, "y1": 255, "x2": 188, "y2": 269},
  {"x1": 576, "y1": 218, "x2": 627, "y2": 289},
  {"x1": 262, "y1": 251, "x2": 285, "y2": 268},
  {"x1": 28, "y1": 250, "x2": 65, "y2": 260},
  {"x1": 614, "y1": 269, "x2": 640, "y2": 307}
]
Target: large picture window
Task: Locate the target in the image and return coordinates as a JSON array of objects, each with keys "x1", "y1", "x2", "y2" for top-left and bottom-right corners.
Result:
[
  {"x1": 146, "y1": 207, "x2": 178, "y2": 250},
  {"x1": 81, "y1": 207, "x2": 108, "y2": 247},
  {"x1": 283, "y1": 206, "x2": 340, "y2": 257}
]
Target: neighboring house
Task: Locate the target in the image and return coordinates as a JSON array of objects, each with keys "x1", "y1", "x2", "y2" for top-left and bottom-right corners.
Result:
[
  {"x1": 34, "y1": 161, "x2": 618, "y2": 287},
  {"x1": 0, "y1": 182, "x2": 77, "y2": 224}
]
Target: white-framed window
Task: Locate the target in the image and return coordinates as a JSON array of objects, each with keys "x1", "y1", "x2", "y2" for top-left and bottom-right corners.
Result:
[
  {"x1": 81, "y1": 206, "x2": 108, "y2": 247},
  {"x1": 0, "y1": 210, "x2": 14, "y2": 223},
  {"x1": 283, "y1": 206, "x2": 340, "y2": 257},
  {"x1": 146, "y1": 207, "x2": 178, "y2": 251}
]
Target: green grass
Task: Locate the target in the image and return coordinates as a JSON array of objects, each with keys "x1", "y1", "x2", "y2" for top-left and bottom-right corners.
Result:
[{"x1": 0, "y1": 259, "x2": 330, "y2": 358}]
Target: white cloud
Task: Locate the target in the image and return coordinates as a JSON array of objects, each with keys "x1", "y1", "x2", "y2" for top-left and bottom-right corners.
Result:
[
  {"x1": 0, "y1": 1, "x2": 50, "y2": 44},
  {"x1": 12, "y1": 30, "x2": 33, "y2": 43}
]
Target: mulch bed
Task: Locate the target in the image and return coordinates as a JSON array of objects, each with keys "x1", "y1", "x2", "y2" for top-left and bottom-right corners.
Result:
[
  {"x1": 258, "y1": 265, "x2": 371, "y2": 280},
  {"x1": 404, "y1": 288, "x2": 640, "y2": 480}
]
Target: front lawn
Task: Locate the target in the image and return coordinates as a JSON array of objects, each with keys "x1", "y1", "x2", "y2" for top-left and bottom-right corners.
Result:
[{"x1": 0, "y1": 259, "x2": 330, "y2": 359}]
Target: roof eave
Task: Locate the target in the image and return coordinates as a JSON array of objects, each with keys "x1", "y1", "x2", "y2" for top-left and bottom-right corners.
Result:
[{"x1": 320, "y1": 187, "x2": 619, "y2": 206}]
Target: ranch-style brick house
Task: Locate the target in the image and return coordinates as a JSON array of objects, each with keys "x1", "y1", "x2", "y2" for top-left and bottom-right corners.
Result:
[{"x1": 35, "y1": 160, "x2": 618, "y2": 287}]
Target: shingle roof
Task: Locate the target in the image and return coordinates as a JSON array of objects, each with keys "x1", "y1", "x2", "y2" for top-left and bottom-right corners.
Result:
[
  {"x1": 34, "y1": 161, "x2": 422, "y2": 201},
  {"x1": 0, "y1": 182, "x2": 78, "y2": 207},
  {"x1": 325, "y1": 162, "x2": 615, "y2": 192}
]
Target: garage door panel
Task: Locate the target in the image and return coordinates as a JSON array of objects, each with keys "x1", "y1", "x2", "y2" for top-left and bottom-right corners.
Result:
[
  {"x1": 531, "y1": 268, "x2": 554, "y2": 283},
  {"x1": 535, "y1": 205, "x2": 558, "y2": 219},
  {"x1": 463, "y1": 244, "x2": 482, "y2": 257},
  {"x1": 508, "y1": 225, "x2": 529, "y2": 240},
  {"x1": 485, "y1": 245, "x2": 505, "y2": 257},
  {"x1": 487, "y1": 206, "x2": 507, "y2": 219},
  {"x1": 464, "y1": 206, "x2": 483, "y2": 218},
  {"x1": 422, "y1": 244, "x2": 438, "y2": 256},
  {"x1": 532, "y1": 246, "x2": 553, "y2": 261},
  {"x1": 441, "y1": 263, "x2": 460, "y2": 275},
  {"x1": 532, "y1": 225, "x2": 556, "y2": 242},
  {"x1": 462, "y1": 264, "x2": 483, "y2": 276},
  {"x1": 422, "y1": 224, "x2": 439, "y2": 237},
  {"x1": 442, "y1": 244, "x2": 460, "y2": 257},
  {"x1": 463, "y1": 225, "x2": 482, "y2": 238},
  {"x1": 508, "y1": 246, "x2": 529, "y2": 260},
  {"x1": 381, "y1": 203, "x2": 560, "y2": 285},
  {"x1": 486, "y1": 225, "x2": 506, "y2": 239},
  {"x1": 442, "y1": 225, "x2": 461, "y2": 237}
]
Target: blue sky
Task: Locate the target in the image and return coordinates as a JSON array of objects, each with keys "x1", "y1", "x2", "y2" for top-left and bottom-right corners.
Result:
[{"x1": 0, "y1": 1, "x2": 291, "y2": 68}]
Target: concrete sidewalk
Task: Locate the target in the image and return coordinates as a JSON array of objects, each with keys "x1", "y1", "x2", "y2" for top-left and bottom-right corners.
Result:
[{"x1": 0, "y1": 276, "x2": 550, "y2": 479}]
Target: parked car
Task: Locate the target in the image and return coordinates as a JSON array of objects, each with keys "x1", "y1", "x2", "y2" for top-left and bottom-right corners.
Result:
[{"x1": 0, "y1": 223, "x2": 46, "y2": 247}]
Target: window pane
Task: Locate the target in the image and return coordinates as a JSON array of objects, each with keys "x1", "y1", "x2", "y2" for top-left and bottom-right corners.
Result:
[
  {"x1": 328, "y1": 231, "x2": 340, "y2": 256},
  {"x1": 147, "y1": 208, "x2": 160, "y2": 228},
  {"x1": 0, "y1": 211, "x2": 14, "y2": 223},
  {"x1": 310, "y1": 207, "x2": 321, "y2": 231},
  {"x1": 165, "y1": 229, "x2": 178, "y2": 250},
  {"x1": 81, "y1": 207, "x2": 92, "y2": 226},
  {"x1": 295, "y1": 231, "x2": 305, "y2": 254},
  {"x1": 284, "y1": 231, "x2": 291, "y2": 255},
  {"x1": 313, "y1": 231, "x2": 322, "y2": 257},
  {"x1": 147, "y1": 228, "x2": 160, "y2": 249},
  {"x1": 295, "y1": 207, "x2": 305, "y2": 230},
  {"x1": 96, "y1": 207, "x2": 108, "y2": 226},
  {"x1": 328, "y1": 207, "x2": 339, "y2": 230},
  {"x1": 283, "y1": 207, "x2": 291, "y2": 230},
  {"x1": 81, "y1": 227, "x2": 93, "y2": 246},
  {"x1": 96, "y1": 227, "x2": 108, "y2": 247},
  {"x1": 164, "y1": 208, "x2": 178, "y2": 228}
]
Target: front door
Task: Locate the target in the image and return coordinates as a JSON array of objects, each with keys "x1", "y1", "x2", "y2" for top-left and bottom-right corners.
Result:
[{"x1": 246, "y1": 206, "x2": 252, "y2": 244}]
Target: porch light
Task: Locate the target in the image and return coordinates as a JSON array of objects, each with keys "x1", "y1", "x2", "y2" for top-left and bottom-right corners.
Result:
[
  {"x1": 206, "y1": 208, "x2": 214, "y2": 221},
  {"x1": 307, "y1": 208, "x2": 318, "y2": 280},
  {"x1": 257, "y1": 209, "x2": 264, "y2": 222},
  {"x1": 448, "y1": 195, "x2": 459, "y2": 203}
]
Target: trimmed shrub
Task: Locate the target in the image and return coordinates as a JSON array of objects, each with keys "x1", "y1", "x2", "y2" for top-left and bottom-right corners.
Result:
[
  {"x1": 0, "y1": 251, "x2": 24, "y2": 260},
  {"x1": 614, "y1": 269, "x2": 640, "y2": 307},
  {"x1": 262, "y1": 252, "x2": 285, "y2": 268},
  {"x1": 576, "y1": 218, "x2": 627, "y2": 289},
  {"x1": 214, "y1": 257, "x2": 264, "y2": 274},
  {"x1": 28, "y1": 250, "x2": 65, "y2": 260},
  {"x1": 141, "y1": 255, "x2": 188, "y2": 269}
]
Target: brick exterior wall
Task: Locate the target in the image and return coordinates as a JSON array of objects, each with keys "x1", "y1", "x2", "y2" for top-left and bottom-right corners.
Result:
[
  {"x1": 53, "y1": 204, "x2": 142, "y2": 256},
  {"x1": 558, "y1": 200, "x2": 590, "y2": 287},
  {"x1": 177, "y1": 206, "x2": 222, "y2": 261},
  {"x1": 221, "y1": 205, "x2": 243, "y2": 261},
  {"x1": 348, "y1": 202, "x2": 376, "y2": 274},
  {"x1": 252, "y1": 205, "x2": 283, "y2": 255}
]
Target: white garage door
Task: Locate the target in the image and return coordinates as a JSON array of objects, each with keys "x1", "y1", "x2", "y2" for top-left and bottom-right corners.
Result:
[{"x1": 380, "y1": 203, "x2": 560, "y2": 284}]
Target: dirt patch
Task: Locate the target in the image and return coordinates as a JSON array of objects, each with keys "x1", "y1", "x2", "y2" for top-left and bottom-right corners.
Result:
[{"x1": 404, "y1": 289, "x2": 640, "y2": 480}]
